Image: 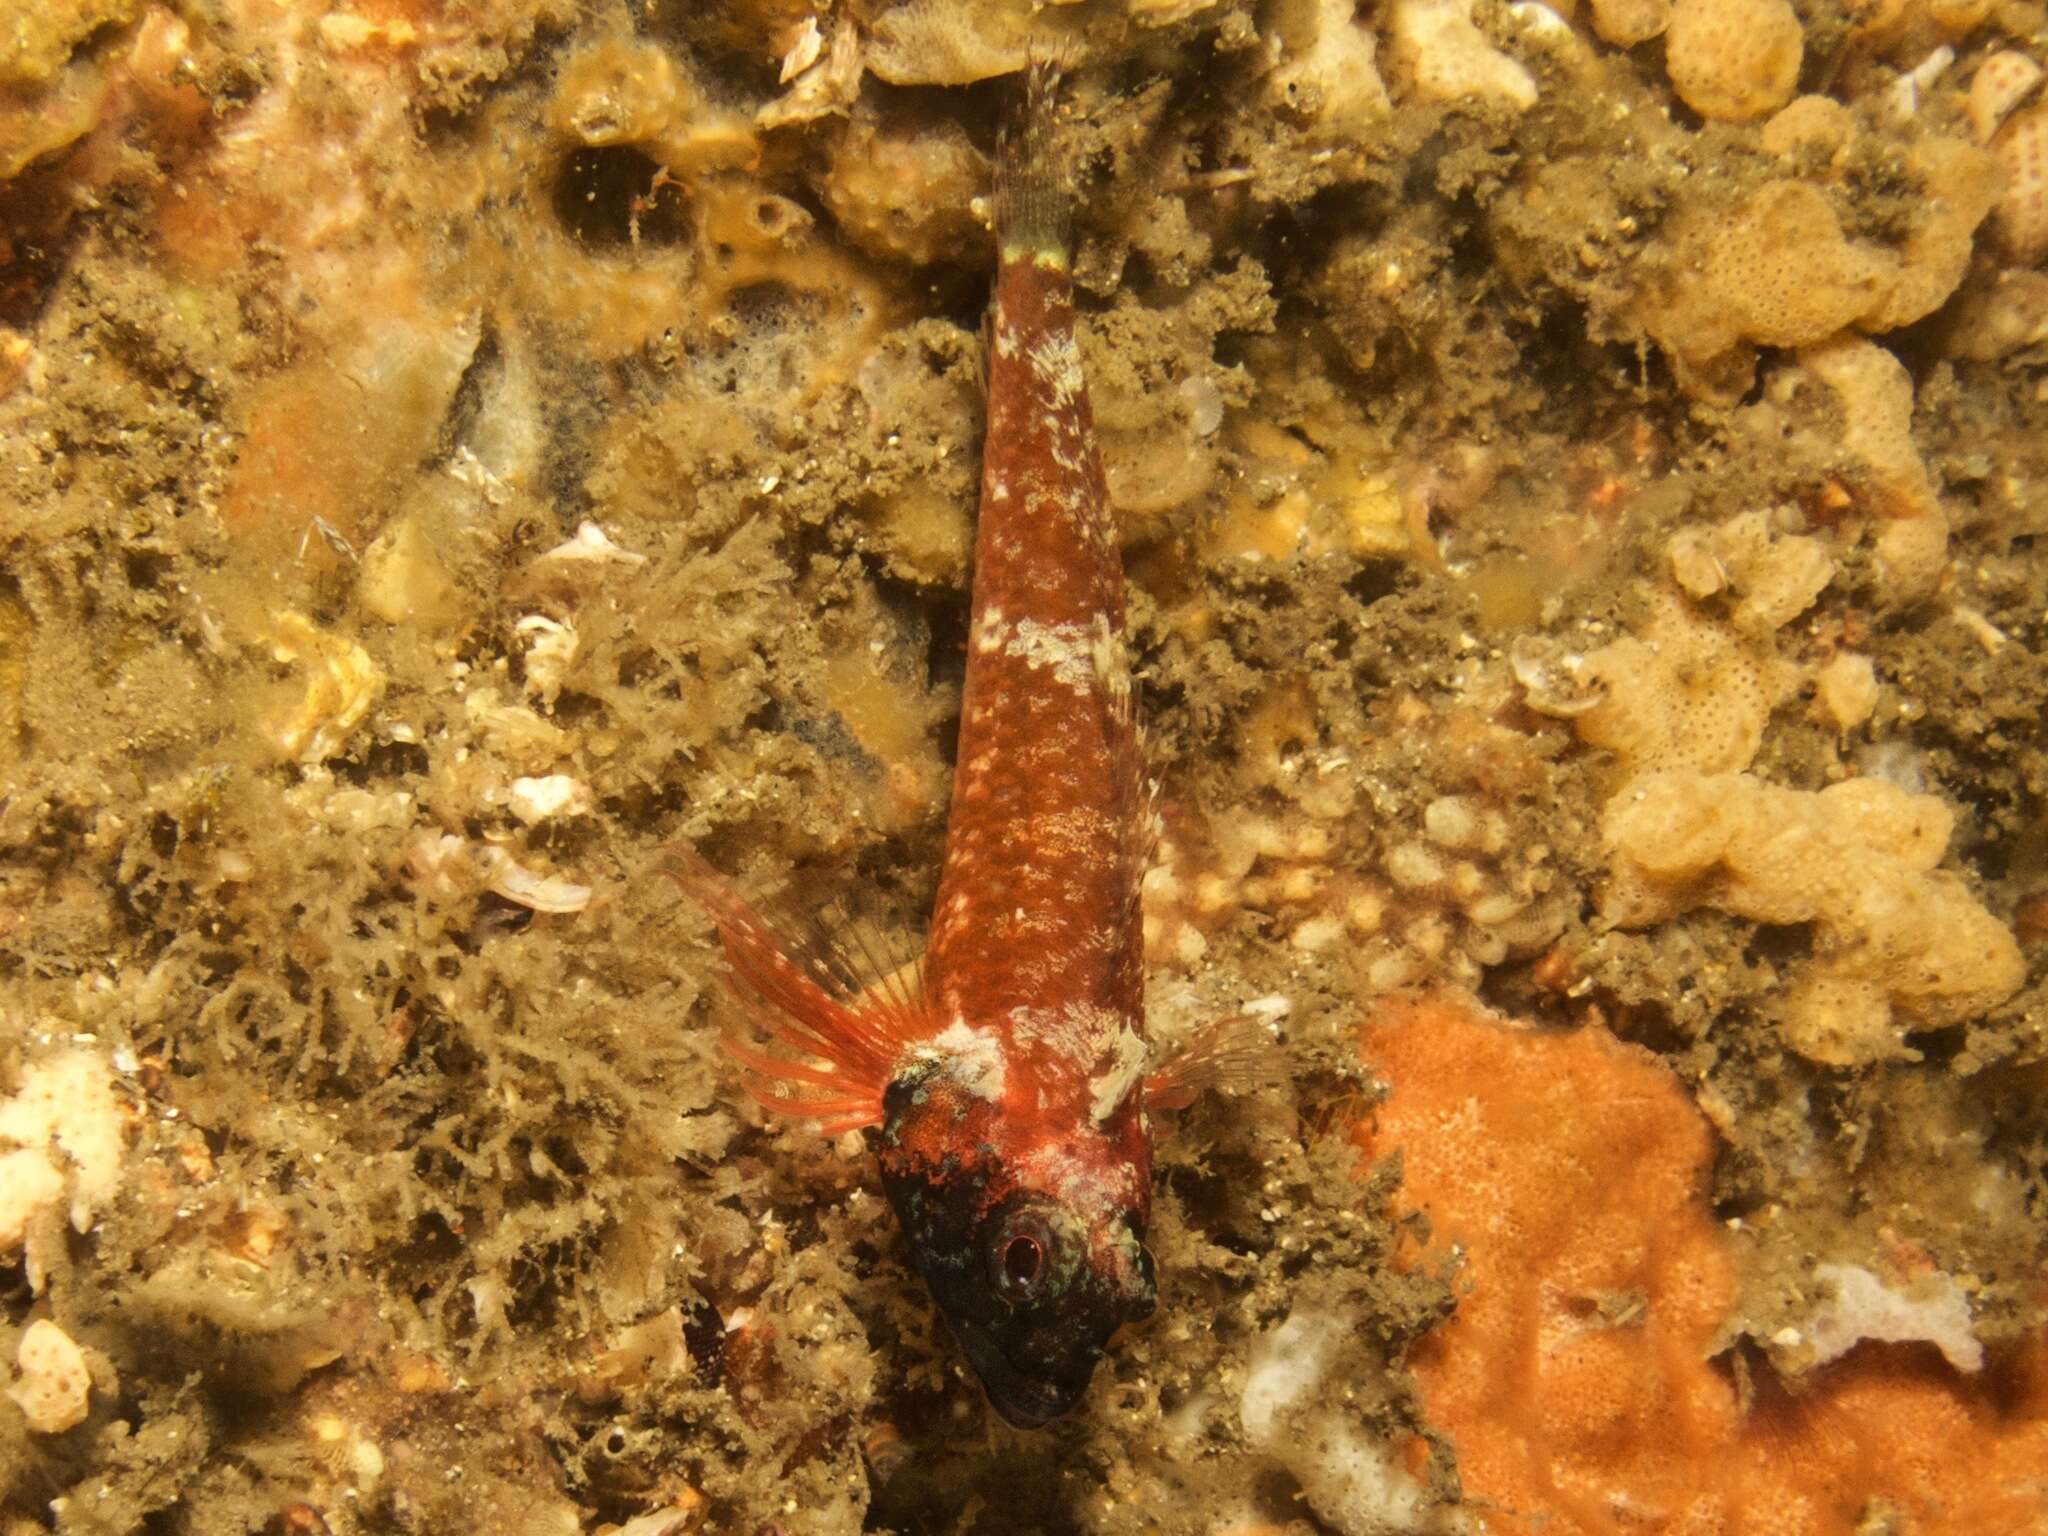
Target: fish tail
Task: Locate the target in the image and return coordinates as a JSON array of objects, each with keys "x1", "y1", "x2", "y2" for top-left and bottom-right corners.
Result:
[{"x1": 996, "y1": 57, "x2": 1072, "y2": 269}]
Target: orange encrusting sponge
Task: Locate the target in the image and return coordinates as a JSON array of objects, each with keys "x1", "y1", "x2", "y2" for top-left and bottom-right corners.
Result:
[{"x1": 1356, "y1": 993, "x2": 2048, "y2": 1535}]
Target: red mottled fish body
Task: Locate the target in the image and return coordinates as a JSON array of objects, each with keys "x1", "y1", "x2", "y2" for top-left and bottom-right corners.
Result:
[{"x1": 678, "y1": 70, "x2": 1160, "y2": 1428}]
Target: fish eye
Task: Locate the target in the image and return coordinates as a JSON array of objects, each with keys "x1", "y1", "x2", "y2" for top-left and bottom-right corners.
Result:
[
  {"x1": 1002, "y1": 1234, "x2": 1043, "y2": 1286},
  {"x1": 987, "y1": 1208, "x2": 1059, "y2": 1300}
]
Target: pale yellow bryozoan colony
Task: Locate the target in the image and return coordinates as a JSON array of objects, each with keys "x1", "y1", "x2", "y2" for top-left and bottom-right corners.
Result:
[
  {"x1": 1554, "y1": 529, "x2": 2024, "y2": 1065},
  {"x1": 1572, "y1": 593, "x2": 1792, "y2": 780},
  {"x1": 1710, "y1": 182, "x2": 1895, "y2": 344},
  {"x1": 1861, "y1": 137, "x2": 2001, "y2": 332},
  {"x1": 1761, "y1": 93, "x2": 1854, "y2": 161},
  {"x1": 1385, "y1": 0, "x2": 1539, "y2": 112},
  {"x1": 1662, "y1": 0, "x2": 1802, "y2": 121},
  {"x1": 1590, "y1": 0, "x2": 1671, "y2": 47},
  {"x1": 1797, "y1": 336, "x2": 1951, "y2": 603},
  {"x1": 1602, "y1": 774, "x2": 2026, "y2": 1065},
  {"x1": 1639, "y1": 135, "x2": 1997, "y2": 395},
  {"x1": 1666, "y1": 509, "x2": 1835, "y2": 637}
]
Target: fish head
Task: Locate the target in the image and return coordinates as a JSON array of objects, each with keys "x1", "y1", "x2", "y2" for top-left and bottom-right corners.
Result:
[{"x1": 877, "y1": 1062, "x2": 1156, "y2": 1428}]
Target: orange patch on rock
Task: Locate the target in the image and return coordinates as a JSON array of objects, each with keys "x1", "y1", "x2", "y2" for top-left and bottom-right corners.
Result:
[{"x1": 1357, "y1": 992, "x2": 2048, "y2": 1535}]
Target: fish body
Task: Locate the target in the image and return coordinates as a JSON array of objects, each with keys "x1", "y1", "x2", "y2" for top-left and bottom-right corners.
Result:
[{"x1": 681, "y1": 69, "x2": 1160, "y2": 1427}]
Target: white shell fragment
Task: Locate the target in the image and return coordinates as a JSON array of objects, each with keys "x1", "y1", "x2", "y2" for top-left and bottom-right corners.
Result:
[
  {"x1": 534, "y1": 520, "x2": 649, "y2": 568},
  {"x1": 780, "y1": 16, "x2": 823, "y2": 81},
  {"x1": 758, "y1": 18, "x2": 863, "y2": 128},
  {"x1": 1509, "y1": 635, "x2": 1601, "y2": 716},
  {"x1": 478, "y1": 846, "x2": 592, "y2": 913},
  {"x1": 516, "y1": 614, "x2": 579, "y2": 707},
  {"x1": 406, "y1": 831, "x2": 472, "y2": 901}
]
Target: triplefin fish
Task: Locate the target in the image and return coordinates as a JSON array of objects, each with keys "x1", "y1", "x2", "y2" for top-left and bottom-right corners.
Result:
[{"x1": 676, "y1": 67, "x2": 1250, "y2": 1428}]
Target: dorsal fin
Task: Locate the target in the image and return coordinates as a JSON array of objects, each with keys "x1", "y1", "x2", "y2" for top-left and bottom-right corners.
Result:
[
  {"x1": 667, "y1": 850, "x2": 935, "y2": 1134},
  {"x1": 996, "y1": 58, "x2": 1071, "y2": 268}
]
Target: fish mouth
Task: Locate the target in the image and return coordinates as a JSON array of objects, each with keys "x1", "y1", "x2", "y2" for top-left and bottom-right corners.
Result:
[{"x1": 947, "y1": 1317, "x2": 1090, "y2": 1430}]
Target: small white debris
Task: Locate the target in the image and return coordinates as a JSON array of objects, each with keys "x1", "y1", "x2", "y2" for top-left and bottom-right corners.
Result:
[
  {"x1": 1951, "y1": 604, "x2": 2009, "y2": 655},
  {"x1": 1508, "y1": 0, "x2": 1575, "y2": 43},
  {"x1": 1178, "y1": 375, "x2": 1225, "y2": 436},
  {"x1": 1241, "y1": 1310, "x2": 1431, "y2": 1532},
  {"x1": 506, "y1": 775, "x2": 593, "y2": 825},
  {"x1": 1804, "y1": 1263, "x2": 1983, "y2": 1374},
  {"x1": 534, "y1": 521, "x2": 648, "y2": 568},
  {"x1": 611, "y1": 1501, "x2": 710, "y2": 1536},
  {"x1": 10, "y1": 1320, "x2": 91, "y2": 1433},
  {"x1": 0, "y1": 1050, "x2": 126, "y2": 1285}
]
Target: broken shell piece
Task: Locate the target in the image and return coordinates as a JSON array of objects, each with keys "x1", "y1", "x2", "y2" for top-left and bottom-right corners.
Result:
[
  {"x1": 1967, "y1": 50, "x2": 2042, "y2": 143},
  {"x1": 274, "y1": 611, "x2": 385, "y2": 763},
  {"x1": 780, "y1": 16, "x2": 823, "y2": 80},
  {"x1": 759, "y1": 18, "x2": 862, "y2": 128},
  {"x1": 406, "y1": 831, "x2": 473, "y2": 902},
  {"x1": 359, "y1": 515, "x2": 458, "y2": 628},
  {"x1": 516, "y1": 615, "x2": 579, "y2": 708},
  {"x1": 534, "y1": 521, "x2": 649, "y2": 568},
  {"x1": 1179, "y1": 375, "x2": 1225, "y2": 436},
  {"x1": 1509, "y1": 635, "x2": 1601, "y2": 716},
  {"x1": 605, "y1": 1493, "x2": 710, "y2": 1536},
  {"x1": 507, "y1": 775, "x2": 594, "y2": 824},
  {"x1": 1886, "y1": 44, "x2": 1953, "y2": 122},
  {"x1": 478, "y1": 846, "x2": 592, "y2": 913},
  {"x1": 10, "y1": 1319, "x2": 91, "y2": 1433}
]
